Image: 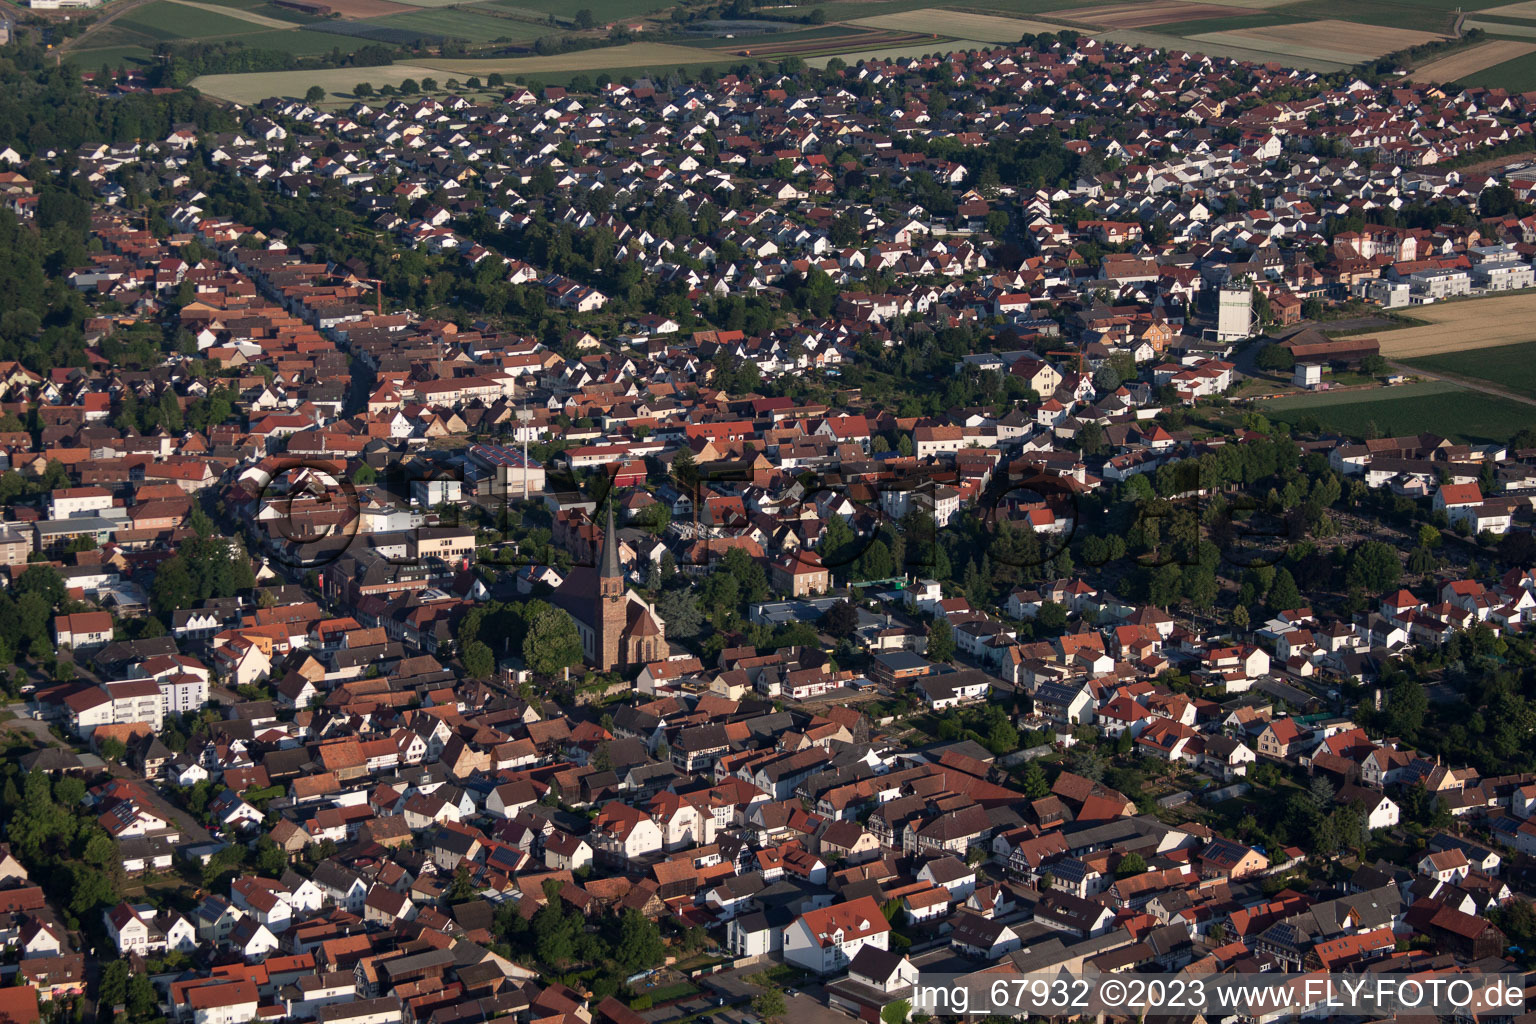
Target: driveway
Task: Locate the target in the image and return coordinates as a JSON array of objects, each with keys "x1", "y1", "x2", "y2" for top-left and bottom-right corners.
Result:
[
  {"x1": 108, "y1": 763, "x2": 209, "y2": 841},
  {"x1": 0, "y1": 708, "x2": 65, "y2": 749}
]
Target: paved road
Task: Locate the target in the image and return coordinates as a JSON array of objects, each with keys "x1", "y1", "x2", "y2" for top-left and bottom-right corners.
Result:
[{"x1": 1386, "y1": 360, "x2": 1536, "y2": 410}]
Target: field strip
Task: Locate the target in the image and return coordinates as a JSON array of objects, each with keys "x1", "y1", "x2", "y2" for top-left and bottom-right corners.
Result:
[
  {"x1": 163, "y1": 0, "x2": 299, "y2": 28},
  {"x1": 806, "y1": 37, "x2": 992, "y2": 65},
  {"x1": 1374, "y1": 291, "x2": 1536, "y2": 357},
  {"x1": 1480, "y1": 0, "x2": 1536, "y2": 20},
  {"x1": 1265, "y1": 379, "x2": 1460, "y2": 409},
  {"x1": 1388, "y1": 360, "x2": 1536, "y2": 408},
  {"x1": 410, "y1": 42, "x2": 730, "y2": 73},
  {"x1": 1186, "y1": 29, "x2": 1388, "y2": 63},
  {"x1": 1096, "y1": 27, "x2": 1351, "y2": 68},
  {"x1": 191, "y1": 62, "x2": 444, "y2": 102},
  {"x1": 1183, "y1": 0, "x2": 1303, "y2": 8},
  {"x1": 1057, "y1": 1, "x2": 1254, "y2": 30},
  {"x1": 1186, "y1": 20, "x2": 1447, "y2": 62},
  {"x1": 849, "y1": 9, "x2": 1071, "y2": 40},
  {"x1": 1407, "y1": 38, "x2": 1536, "y2": 80},
  {"x1": 1464, "y1": 18, "x2": 1536, "y2": 36}
]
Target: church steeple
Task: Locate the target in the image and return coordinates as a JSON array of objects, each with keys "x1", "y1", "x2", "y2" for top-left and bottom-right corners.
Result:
[
  {"x1": 600, "y1": 500, "x2": 622, "y2": 580},
  {"x1": 596, "y1": 500, "x2": 625, "y2": 672}
]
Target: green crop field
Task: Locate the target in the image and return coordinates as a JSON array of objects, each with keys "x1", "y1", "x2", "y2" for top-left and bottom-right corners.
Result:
[
  {"x1": 1452, "y1": 46, "x2": 1536, "y2": 85},
  {"x1": 117, "y1": 1, "x2": 277, "y2": 39},
  {"x1": 470, "y1": 0, "x2": 677, "y2": 18},
  {"x1": 1280, "y1": 0, "x2": 1503, "y2": 30},
  {"x1": 371, "y1": 8, "x2": 545, "y2": 40},
  {"x1": 1263, "y1": 381, "x2": 1536, "y2": 443},
  {"x1": 1401, "y1": 341, "x2": 1536, "y2": 401},
  {"x1": 1144, "y1": 11, "x2": 1309, "y2": 35}
]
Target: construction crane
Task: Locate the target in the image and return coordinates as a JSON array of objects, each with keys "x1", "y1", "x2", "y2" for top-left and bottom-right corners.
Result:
[{"x1": 1047, "y1": 348, "x2": 1087, "y2": 377}]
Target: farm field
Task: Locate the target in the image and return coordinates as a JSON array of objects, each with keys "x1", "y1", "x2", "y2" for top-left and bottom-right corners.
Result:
[
  {"x1": 116, "y1": 0, "x2": 282, "y2": 39},
  {"x1": 1479, "y1": 0, "x2": 1536, "y2": 18},
  {"x1": 1401, "y1": 341, "x2": 1536, "y2": 401},
  {"x1": 446, "y1": 0, "x2": 675, "y2": 15},
  {"x1": 369, "y1": 8, "x2": 544, "y2": 41},
  {"x1": 1263, "y1": 381, "x2": 1534, "y2": 443},
  {"x1": 1454, "y1": 47, "x2": 1536, "y2": 85},
  {"x1": 674, "y1": 25, "x2": 867, "y2": 49},
  {"x1": 1276, "y1": 0, "x2": 1499, "y2": 30},
  {"x1": 189, "y1": 38, "x2": 727, "y2": 100},
  {"x1": 1464, "y1": 18, "x2": 1536, "y2": 34},
  {"x1": 848, "y1": 8, "x2": 1069, "y2": 39},
  {"x1": 1405, "y1": 38, "x2": 1536, "y2": 79},
  {"x1": 1059, "y1": 2, "x2": 1260, "y2": 30},
  {"x1": 1098, "y1": 26, "x2": 1351, "y2": 67},
  {"x1": 189, "y1": 61, "x2": 443, "y2": 100},
  {"x1": 163, "y1": 0, "x2": 298, "y2": 28},
  {"x1": 1373, "y1": 293, "x2": 1536, "y2": 358},
  {"x1": 715, "y1": 28, "x2": 951, "y2": 58},
  {"x1": 311, "y1": 0, "x2": 418, "y2": 15},
  {"x1": 1185, "y1": 19, "x2": 1447, "y2": 63},
  {"x1": 806, "y1": 36, "x2": 990, "y2": 65},
  {"x1": 415, "y1": 40, "x2": 724, "y2": 72}
]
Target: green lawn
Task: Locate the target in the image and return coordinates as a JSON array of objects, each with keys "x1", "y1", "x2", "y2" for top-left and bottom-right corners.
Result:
[
  {"x1": 1401, "y1": 340, "x2": 1536, "y2": 401},
  {"x1": 1264, "y1": 381, "x2": 1536, "y2": 443}
]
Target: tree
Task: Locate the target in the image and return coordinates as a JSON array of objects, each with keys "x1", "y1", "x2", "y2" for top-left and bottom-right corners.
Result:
[
  {"x1": 613, "y1": 907, "x2": 665, "y2": 972},
  {"x1": 1346, "y1": 540, "x2": 1401, "y2": 593},
  {"x1": 1386, "y1": 678, "x2": 1427, "y2": 736},
  {"x1": 1067, "y1": 744, "x2": 1106, "y2": 782},
  {"x1": 1267, "y1": 567, "x2": 1301, "y2": 613},
  {"x1": 305, "y1": 85, "x2": 326, "y2": 103},
  {"x1": 462, "y1": 640, "x2": 495, "y2": 678},
  {"x1": 822, "y1": 599, "x2": 860, "y2": 638},
  {"x1": 1116, "y1": 852, "x2": 1147, "y2": 877},
  {"x1": 1017, "y1": 760, "x2": 1048, "y2": 799},
  {"x1": 1255, "y1": 344, "x2": 1295, "y2": 372},
  {"x1": 1078, "y1": 422, "x2": 1105, "y2": 456},
  {"x1": 927, "y1": 617, "x2": 955, "y2": 662},
  {"x1": 573, "y1": 7, "x2": 595, "y2": 28},
  {"x1": 752, "y1": 986, "x2": 787, "y2": 1023},
  {"x1": 447, "y1": 864, "x2": 477, "y2": 902},
  {"x1": 354, "y1": 82, "x2": 374, "y2": 97},
  {"x1": 656, "y1": 588, "x2": 703, "y2": 638},
  {"x1": 880, "y1": 1001, "x2": 910, "y2": 1024},
  {"x1": 522, "y1": 609, "x2": 583, "y2": 677},
  {"x1": 127, "y1": 971, "x2": 158, "y2": 1021}
]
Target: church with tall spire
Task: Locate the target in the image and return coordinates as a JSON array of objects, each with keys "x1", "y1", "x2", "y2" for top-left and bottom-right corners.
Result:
[{"x1": 551, "y1": 502, "x2": 665, "y2": 673}]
